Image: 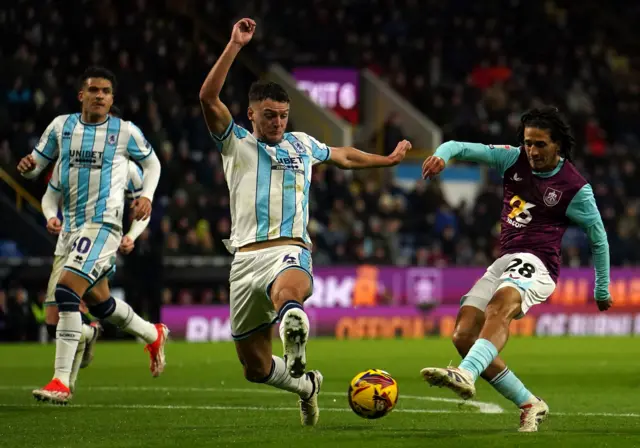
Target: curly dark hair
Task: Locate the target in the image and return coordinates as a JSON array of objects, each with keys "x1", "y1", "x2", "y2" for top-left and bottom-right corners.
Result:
[{"x1": 516, "y1": 107, "x2": 575, "y2": 161}]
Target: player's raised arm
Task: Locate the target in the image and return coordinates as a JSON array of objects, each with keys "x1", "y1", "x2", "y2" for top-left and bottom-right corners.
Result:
[
  {"x1": 565, "y1": 184, "x2": 612, "y2": 311},
  {"x1": 422, "y1": 141, "x2": 520, "y2": 179},
  {"x1": 18, "y1": 119, "x2": 61, "y2": 179},
  {"x1": 327, "y1": 139, "x2": 412, "y2": 170},
  {"x1": 199, "y1": 18, "x2": 256, "y2": 137}
]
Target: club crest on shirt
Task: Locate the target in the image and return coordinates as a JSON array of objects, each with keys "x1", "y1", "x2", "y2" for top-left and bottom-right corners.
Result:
[
  {"x1": 108, "y1": 134, "x2": 117, "y2": 145},
  {"x1": 292, "y1": 140, "x2": 305, "y2": 155},
  {"x1": 543, "y1": 187, "x2": 562, "y2": 207}
]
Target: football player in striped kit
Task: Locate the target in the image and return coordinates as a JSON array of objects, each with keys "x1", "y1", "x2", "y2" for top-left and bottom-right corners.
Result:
[
  {"x1": 40, "y1": 157, "x2": 150, "y2": 396},
  {"x1": 199, "y1": 18, "x2": 411, "y2": 426},
  {"x1": 17, "y1": 67, "x2": 168, "y2": 404}
]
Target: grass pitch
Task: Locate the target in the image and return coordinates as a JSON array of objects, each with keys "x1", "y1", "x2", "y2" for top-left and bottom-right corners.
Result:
[{"x1": 1, "y1": 338, "x2": 639, "y2": 447}]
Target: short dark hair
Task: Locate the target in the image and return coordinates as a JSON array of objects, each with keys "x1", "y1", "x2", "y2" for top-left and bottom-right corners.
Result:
[
  {"x1": 517, "y1": 106, "x2": 575, "y2": 161},
  {"x1": 248, "y1": 80, "x2": 289, "y2": 103},
  {"x1": 79, "y1": 66, "x2": 117, "y2": 93},
  {"x1": 109, "y1": 105, "x2": 122, "y2": 118}
]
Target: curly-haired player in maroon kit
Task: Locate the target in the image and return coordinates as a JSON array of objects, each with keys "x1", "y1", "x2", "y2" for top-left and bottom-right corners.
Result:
[{"x1": 420, "y1": 107, "x2": 612, "y2": 432}]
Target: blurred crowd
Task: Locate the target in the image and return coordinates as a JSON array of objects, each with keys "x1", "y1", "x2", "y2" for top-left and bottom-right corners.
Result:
[{"x1": 2, "y1": 0, "x2": 640, "y2": 320}]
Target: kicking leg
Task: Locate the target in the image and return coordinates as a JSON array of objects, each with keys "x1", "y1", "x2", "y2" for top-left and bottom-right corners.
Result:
[
  {"x1": 452, "y1": 306, "x2": 512, "y2": 384},
  {"x1": 422, "y1": 286, "x2": 522, "y2": 399},
  {"x1": 234, "y1": 327, "x2": 322, "y2": 426},
  {"x1": 451, "y1": 305, "x2": 546, "y2": 430}
]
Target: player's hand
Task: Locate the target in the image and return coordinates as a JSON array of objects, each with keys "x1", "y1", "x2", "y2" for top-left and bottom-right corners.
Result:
[
  {"x1": 119, "y1": 235, "x2": 135, "y2": 255},
  {"x1": 46, "y1": 217, "x2": 62, "y2": 235},
  {"x1": 230, "y1": 18, "x2": 256, "y2": 47},
  {"x1": 422, "y1": 155, "x2": 446, "y2": 179},
  {"x1": 17, "y1": 155, "x2": 36, "y2": 174},
  {"x1": 387, "y1": 140, "x2": 412, "y2": 166},
  {"x1": 596, "y1": 297, "x2": 613, "y2": 312},
  {"x1": 131, "y1": 197, "x2": 152, "y2": 220}
]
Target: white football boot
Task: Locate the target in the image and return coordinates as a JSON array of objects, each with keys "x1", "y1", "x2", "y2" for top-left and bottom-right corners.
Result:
[
  {"x1": 282, "y1": 309, "x2": 308, "y2": 378},
  {"x1": 299, "y1": 370, "x2": 322, "y2": 426},
  {"x1": 420, "y1": 366, "x2": 476, "y2": 400},
  {"x1": 519, "y1": 398, "x2": 549, "y2": 432}
]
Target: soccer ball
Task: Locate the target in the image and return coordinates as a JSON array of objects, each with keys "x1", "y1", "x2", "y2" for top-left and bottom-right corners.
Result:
[{"x1": 348, "y1": 369, "x2": 399, "y2": 419}]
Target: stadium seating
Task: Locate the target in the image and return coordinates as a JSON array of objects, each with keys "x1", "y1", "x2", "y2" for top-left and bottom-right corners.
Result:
[{"x1": 1, "y1": 0, "x2": 640, "y2": 320}]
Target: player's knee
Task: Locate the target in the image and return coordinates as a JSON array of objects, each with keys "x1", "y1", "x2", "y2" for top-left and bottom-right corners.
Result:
[
  {"x1": 486, "y1": 288, "x2": 522, "y2": 321},
  {"x1": 46, "y1": 324, "x2": 57, "y2": 340},
  {"x1": 484, "y1": 302, "x2": 516, "y2": 323},
  {"x1": 54, "y1": 284, "x2": 82, "y2": 312},
  {"x1": 452, "y1": 330, "x2": 476, "y2": 356},
  {"x1": 88, "y1": 296, "x2": 116, "y2": 319},
  {"x1": 242, "y1": 361, "x2": 272, "y2": 383}
]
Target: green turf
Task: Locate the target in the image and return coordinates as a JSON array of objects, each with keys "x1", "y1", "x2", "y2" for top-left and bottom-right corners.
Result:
[{"x1": 1, "y1": 338, "x2": 640, "y2": 447}]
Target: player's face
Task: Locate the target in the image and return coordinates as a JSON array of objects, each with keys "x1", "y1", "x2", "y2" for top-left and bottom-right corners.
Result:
[
  {"x1": 79, "y1": 78, "x2": 114, "y2": 120},
  {"x1": 248, "y1": 100, "x2": 289, "y2": 144},
  {"x1": 523, "y1": 127, "x2": 561, "y2": 172}
]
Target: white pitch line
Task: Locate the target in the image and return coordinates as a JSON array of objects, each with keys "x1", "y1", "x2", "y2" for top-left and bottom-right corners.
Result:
[
  {"x1": 0, "y1": 403, "x2": 638, "y2": 418},
  {"x1": 0, "y1": 403, "x2": 482, "y2": 414},
  {"x1": 0, "y1": 385, "x2": 503, "y2": 414}
]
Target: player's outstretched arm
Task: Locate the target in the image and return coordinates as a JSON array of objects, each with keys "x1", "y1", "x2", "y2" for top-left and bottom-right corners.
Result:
[
  {"x1": 566, "y1": 184, "x2": 612, "y2": 311},
  {"x1": 328, "y1": 140, "x2": 412, "y2": 170},
  {"x1": 423, "y1": 141, "x2": 519, "y2": 179},
  {"x1": 199, "y1": 18, "x2": 256, "y2": 137}
]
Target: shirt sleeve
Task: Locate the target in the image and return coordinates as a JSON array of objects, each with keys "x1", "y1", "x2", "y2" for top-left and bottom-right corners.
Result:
[
  {"x1": 126, "y1": 217, "x2": 150, "y2": 241},
  {"x1": 566, "y1": 184, "x2": 611, "y2": 301},
  {"x1": 433, "y1": 141, "x2": 520, "y2": 176},
  {"x1": 23, "y1": 119, "x2": 60, "y2": 179},
  {"x1": 125, "y1": 161, "x2": 144, "y2": 200},
  {"x1": 33, "y1": 119, "x2": 59, "y2": 162},
  {"x1": 292, "y1": 132, "x2": 331, "y2": 165},
  {"x1": 126, "y1": 122, "x2": 154, "y2": 161},
  {"x1": 136, "y1": 151, "x2": 161, "y2": 202},
  {"x1": 42, "y1": 184, "x2": 61, "y2": 221},
  {"x1": 210, "y1": 120, "x2": 248, "y2": 155}
]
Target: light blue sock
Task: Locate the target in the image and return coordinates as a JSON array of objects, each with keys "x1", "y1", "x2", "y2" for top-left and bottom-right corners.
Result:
[
  {"x1": 459, "y1": 338, "x2": 498, "y2": 381},
  {"x1": 490, "y1": 367, "x2": 535, "y2": 407}
]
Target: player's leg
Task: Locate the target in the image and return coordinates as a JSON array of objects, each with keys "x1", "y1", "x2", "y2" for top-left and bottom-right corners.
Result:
[
  {"x1": 454, "y1": 304, "x2": 539, "y2": 398},
  {"x1": 234, "y1": 327, "x2": 321, "y2": 426},
  {"x1": 268, "y1": 247, "x2": 314, "y2": 378},
  {"x1": 33, "y1": 269, "x2": 92, "y2": 404},
  {"x1": 452, "y1": 306, "x2": 509, "y2": 382},
  {"x1": 84, "y1": 276, "x2": 168, "y2": 377},
  {"x1": 453, "y1": 305, "x2": 546, "y2": 431},
  {"x1": 422, "y1": 254, "x2": 519, "y2": 398},
  {"x1": 230, "y1": 249, "x2": 321, "y2": 426},
  {"x1": 423, "y1": 253, "x2": 553, "y2": 430},
  {"x1": 271, "y1": 269, "x2": 312, "y2": 378},
  {"x1": 45, "y1": 254, "x2": 99, "y2": 367}
]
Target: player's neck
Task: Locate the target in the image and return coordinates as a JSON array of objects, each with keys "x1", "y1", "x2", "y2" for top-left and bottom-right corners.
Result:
[
  {"x1": 533, "y1": 156, "x2": 564, "y2": 177},
  {"x1": 81, "y1": 111, "x2": 108, "y2": 125}
]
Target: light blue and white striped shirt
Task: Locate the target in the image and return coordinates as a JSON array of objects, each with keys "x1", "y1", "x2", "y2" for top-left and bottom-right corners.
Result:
[
  {"x1": 33, "y1": 113, "x2": 154, "y2": 232},
  {"x1": 211, "y1": 121, "x2": 332, "y2": 253}
]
